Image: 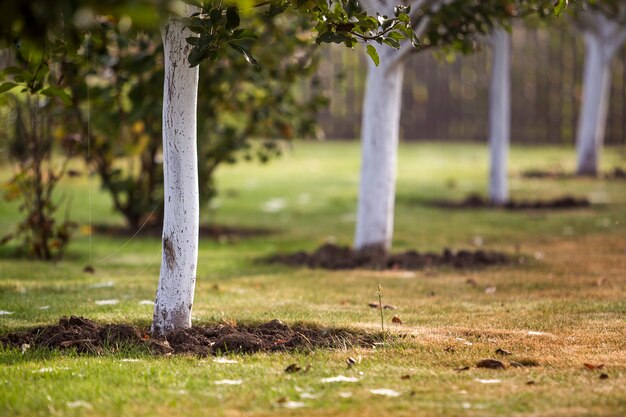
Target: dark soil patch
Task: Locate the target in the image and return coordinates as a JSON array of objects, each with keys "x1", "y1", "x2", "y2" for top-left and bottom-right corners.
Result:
[
  {"x1": 93, "y1": 223, "x2": 275, "y2": 240},
  {"x1": 0, "y1": 316, "x2": 380, "y2": 356},
  {"x1": 265, "y1": 244, "x2": 511, "y2": 270},
  {"x1": 521, "y1": 167, "x2": 626, "y2": 180},
  {"x1": 433, "y1": 193, "x2": 591, "y2": 210}
]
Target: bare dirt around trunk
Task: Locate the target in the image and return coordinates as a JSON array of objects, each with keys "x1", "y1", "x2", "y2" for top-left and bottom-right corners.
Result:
[
  {"x1": 93, "y1": 224, "x2": 275, "y2": 241},
  {"x1": 0, "y1": 316, "x2": 381, "y2": 356},
  {"x1": 433, "y1": 194, "x2": 591, "y2": 210},
  {"x1": 265, "y1": 244, "x2": 512, "y2": 270}
]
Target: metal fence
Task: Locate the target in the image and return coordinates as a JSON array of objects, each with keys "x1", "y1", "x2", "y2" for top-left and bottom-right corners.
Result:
[{"x1": 315, "y1": 21, "x2": 626, "y2": 145}]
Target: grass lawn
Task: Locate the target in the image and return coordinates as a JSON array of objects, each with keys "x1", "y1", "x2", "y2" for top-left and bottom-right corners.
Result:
[{"x1": 1, "y1": 141, "x2": 625, "y2": 417}]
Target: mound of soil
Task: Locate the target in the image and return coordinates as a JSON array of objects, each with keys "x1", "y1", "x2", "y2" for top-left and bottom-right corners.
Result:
[
  {"x1": 521, "y1": 167, "x2": 626, "y2": 180},
  {"x1": 93, "y1": 224, "x2": 274, "y2": 240},
  {"x1": 435, "y1": 194, "x2": 590, "y2": 210},
  {"x1": 265, "y1": 244, "x2": 510, "y2": 270},
  {"x1": 0, "y1": 316, "x2": 380, "y2": 356}
]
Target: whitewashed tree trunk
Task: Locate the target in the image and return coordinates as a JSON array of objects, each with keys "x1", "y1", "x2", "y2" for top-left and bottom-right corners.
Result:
[
  {"x1": 576, "y1": 35, "x2": 612, "y2": 176},
  {"x1": 353, "y1": 0, "x2": 442, "y2": 253},
  {"x1": 575, "y1": 10, "x2": 626, "y2": 176},
  {"x1": 355, "y1": 52, "x2": 405, "y2": 252},
  {"x1": 152, "y1": 8, "x2": 200, "y2": 337},
  {"x1": 488, "y1": 28, "x2": 511, "y2": 205}
]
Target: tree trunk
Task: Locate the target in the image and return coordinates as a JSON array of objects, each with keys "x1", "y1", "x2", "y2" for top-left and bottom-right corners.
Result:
[
  {"x1": 488, "y1": 28, "x2": 511, "y2": 205},
  {"x1": 575, "y1": 34, "x2": 612, "y2": 177},
  {"x1": 152, "y1": 9, "x2": 200, "y2": 337},
  {"x1": 354, "y1": 54, "x2": 405, "y2": 253}
]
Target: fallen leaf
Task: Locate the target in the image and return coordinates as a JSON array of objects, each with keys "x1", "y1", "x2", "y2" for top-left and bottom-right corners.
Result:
[
  {"x1": 454, "y1": 366, "x2": 470, "y2": 372},
  {"x1": 391, "y1": 315, "x2": 402, "y2": 324},
  {"x1": 83, "y1": 265, "x2": 95, "y2": 274},
  {"x1": 400, "y1": 374, "x2": 411, "y2": 380},
  {"x1": 368, "y1": 302, "x2": 378, "y2": 308},
  {"x1": 495, "y1": 348, "x2": 512, "y2": 356},
  {"x1": 484, "y1": 286, "x2": 496, "y2": 294},
  {"x1": 94, "y1": 299, "x2": 119, "y2": 306},
  {"x1": 474, "y1": 378, "x2": 501, "y2": 384},
  {"x1": 370, "y1": 388, "x2": 401, "y2": 397},
  {"x1": 383, "y1": 304, "x2": 397, "y2": 310},
  {"x1": 213, "y1": 357, "x2": 237, "y2": 364},
  {"x1": 285, "y1": 363, "x2": 302, "y2": 373},
  {"x1": 599, "y1": 373, "x2": 609, "y2": 380},
  {"x1": 320, "y1": 375, "x2": 359, "y2": 383},
  {"x1": 88, "y1": 281, "x2": 114, "y2": 289},
  {"x1": 584, "y1": 363, "x2": 604, "y2": 370},
  {"x1": 476, "y1": 359, "x2": 505, "y2": 370},
  {"x1": 444, "y1": 346, "x2": 455, "y2": 353},
  {"x1": 278, "y1": 400, "x2": 306, "y2": 409},
  {"x1": 66, "y1": 400, "x2": 92, "y2": 409},
  {"x1": 526, "y1": 380, "x2": 535, "y2": 385},
  {"x1": 346, "y1": 356, "x2": 361, "y2": 367},
  {"x1": 214, "y1": 379, "x2": 242, "y2": 385},
  {"x1": 465, "y1": 278, "x2": 478, "y2": 286}
]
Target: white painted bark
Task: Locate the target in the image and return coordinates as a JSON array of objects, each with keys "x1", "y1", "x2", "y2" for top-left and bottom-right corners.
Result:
[
  {"x1": 152, "y1": 7, "x2": 200, "y2": 337},
  {"x1": 575, "y1": 10, "x2": 626, "y2": 176},
  {"x1": 576, "y1": 35, "x2": 613, "y2": 176},
  {"x1": 487, "y1": 28, "x2": 511, "y2": 205},
  {"x1": 354, "y1": 0, "x2": 443, "y2": 252},
  {"x1": 354, "y1": 51, "x2": 405, "y2": 252}
]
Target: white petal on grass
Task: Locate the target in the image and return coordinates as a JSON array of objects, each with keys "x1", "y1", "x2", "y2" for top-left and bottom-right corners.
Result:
[
  {"x1": 280, "y1": 401, "x2": 306, "y2": 409},
  {"x1": 95, "y1": 299, "x2": 119, "y2": 305},
  {"x1": 299, "y1": 392, "x2": 321, "y2": 399},
  {"x1": 474, "y1": 378, "x2": 502, "y2": 384},
  {"x1": 38, "y1": 306, "x2": 50, "y2": 310},
  {"x1": 456, "y1": 337, "x2": 473, "y2": 346},
  {"x1": 213, "y1": 357, "x2": 238, "y2": 364},
  {"x1": 138, "y1": 300, "x2": 154, "y2": 305},
  {"x1": 66, "y1": 400, "x2": 93, "y2": 409},
  {"x1": 120, "y1": 359, "x2": 142, "y2": 362},
  {"x1": 320, "y1": 375, "x2": 359, "y2": 383},
  {"x1": 214, "y1": 379, "x2": 243, "y2": 385},
  {"x1": 370, "y1": 388, "x2": 401, "y2": 397},
  {"x1": 262, "y1": 198, "x2": 287, "y2": 213},
  {"x1": 0, "y1": 310, "x2": 14, "y2": 315},
  {"x1": 338, "y1": 392, "x2": 353, "y2": 398},
  {"x1": 527, "y1": 331, "x2": 547, "y2": 336},
  {"x1": 89, "y1": 281, "x2": 114, "y2": 289},
  {"x1": 34, "y1": 367, "x2": 69, "y2": 373}
]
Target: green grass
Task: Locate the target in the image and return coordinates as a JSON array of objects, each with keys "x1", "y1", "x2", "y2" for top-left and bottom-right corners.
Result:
[{"x1": 1, "y1": 141, "x2": 625, "y2": 417}]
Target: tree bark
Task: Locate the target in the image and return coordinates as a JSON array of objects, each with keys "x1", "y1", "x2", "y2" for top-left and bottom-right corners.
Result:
[
  {"x1": 354, "y1": 52, "x2": 405, "y2": 253},
  {"x1": 488, "y1": 28, "x2": 511, "y2": 205},
  {"x1": 575, "y1": 34, "x2": 612, "y2": 176},
  {"x1": 575, "y1": 8, "x2": 626, "y2": 177},
  {"x1": 152, "y1": 8, "x2": 200, "y2": 337}
]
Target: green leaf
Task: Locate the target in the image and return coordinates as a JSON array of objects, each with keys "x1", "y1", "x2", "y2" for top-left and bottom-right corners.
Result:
[
  {"x1": 40, "y1": 86, "x2": 71, "y2": 105},
  {"x1": 316, "y1": 31, "x2": 353, "y2": 45},
  {"x1": 0, "y1": 82, "x2": 18, "y2": 94},
  {"x1": 232, "y1": 29, "x2": 258, "y2": 41},
  {"x1": 226, "y1": 6, "x2": 240, "y2": 30},
  {"x1": 366, "y1": 44, "x2": 379, "y2": 66},
  {"x1": 229, "y1": 43, "x2": 259, "y2": 70},
  {"x1": 553, "y1": 0, "x2": 568, "y2": 16}
]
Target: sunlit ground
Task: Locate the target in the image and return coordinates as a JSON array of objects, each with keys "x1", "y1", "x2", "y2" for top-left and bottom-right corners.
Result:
[{"x1": 1, "y1": 141, "x2": 625, "y2": 417}]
